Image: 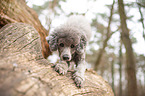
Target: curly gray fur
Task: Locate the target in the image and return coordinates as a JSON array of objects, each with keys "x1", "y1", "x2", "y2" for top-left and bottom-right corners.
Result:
[{"x1": 47, "y1": 15, "x2": 92, "y2": 88}]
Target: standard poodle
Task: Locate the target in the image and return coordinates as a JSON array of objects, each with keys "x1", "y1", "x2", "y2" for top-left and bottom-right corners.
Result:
[{"x1": 47, "y1": 15, "x2": 92, "y2": 88}]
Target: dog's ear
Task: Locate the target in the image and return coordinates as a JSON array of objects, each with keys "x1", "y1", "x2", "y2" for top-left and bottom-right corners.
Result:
[
  {"x1": 76, "y1": 36, "x2": 87, "y2": 53},
  {"x1": 80, "y1": 36, "x2": 87, "y2": 48},
  {"x1": 47, "y1": 32, "x2": 58, "y2": 51}
]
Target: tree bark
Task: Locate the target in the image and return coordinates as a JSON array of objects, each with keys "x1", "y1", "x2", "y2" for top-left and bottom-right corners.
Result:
[
  {"x1": 118, "y1": 0, "x2": 138, "y2": 96},
  {"x1": 0, "y1": 23, "x2": 114, "y2": 96},
  {"x1": 0, "y1": 0, "x2": 51, "y2": 58}
]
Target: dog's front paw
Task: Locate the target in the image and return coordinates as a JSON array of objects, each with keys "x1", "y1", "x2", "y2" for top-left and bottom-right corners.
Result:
[
  {"x1": 72, "y1": 72, "x2": 84, "y2": 88},
  {"x1": 54, "y1": 63, "x2": 68, "y2": 75}
]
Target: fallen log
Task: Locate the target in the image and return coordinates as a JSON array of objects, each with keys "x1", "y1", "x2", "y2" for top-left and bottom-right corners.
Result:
[{"x1": 0, "y1": 23, "x2": 114, "y2": 96}]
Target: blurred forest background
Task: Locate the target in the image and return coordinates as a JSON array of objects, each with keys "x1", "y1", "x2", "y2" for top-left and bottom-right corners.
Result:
[{"x1": 26, "y1": 0, "x2": 145, "y2": 96}]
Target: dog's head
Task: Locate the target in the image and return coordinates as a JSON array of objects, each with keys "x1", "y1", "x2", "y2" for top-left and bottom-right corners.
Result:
[{"x1": 47, "y1": 29, "x2": 87, "y2": 61}]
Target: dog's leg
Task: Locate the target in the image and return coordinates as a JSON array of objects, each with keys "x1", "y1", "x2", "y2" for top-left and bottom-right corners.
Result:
[
  {"x1": 53, "y1": 61, "x2": 69, "y2": 75},
  {"x1": 73, "y1": 52, "x2": 86, "y2": 88}
]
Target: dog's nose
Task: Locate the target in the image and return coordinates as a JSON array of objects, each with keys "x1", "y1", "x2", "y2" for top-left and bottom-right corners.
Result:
[{"x1": 63, "y1": 54, "x2": 70, "y2": 61}]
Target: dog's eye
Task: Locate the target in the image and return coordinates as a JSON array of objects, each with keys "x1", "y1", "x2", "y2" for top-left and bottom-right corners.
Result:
[
  {"x1": 59, "y1": 43, "x2": 64, "y2": 47},
  {"x1": 71, "y1": 44, "x2": 75, "y2": 48}
]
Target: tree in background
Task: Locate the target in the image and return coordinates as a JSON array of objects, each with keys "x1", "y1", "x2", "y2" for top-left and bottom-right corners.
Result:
[
  {"x1": 94, "y1": 0, "x2": 115, "y2": 70},
  {"x1": 118, "y1": 0, "x2": 138, "y2": 96},
  {"x1": 118, "y1": 40, "x2": 123, "y2": 96},
  {"x1": 136, "y1": 54, "x2": 145, "y2": 96}
]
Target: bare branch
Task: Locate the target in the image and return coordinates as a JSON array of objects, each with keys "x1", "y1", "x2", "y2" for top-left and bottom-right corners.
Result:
[
  {"x1": 137, "y1": 3, "x2": 145, "y2": 40},
  {"x1": 95, "y1": 0, "x2": 115, "y2": 70}
]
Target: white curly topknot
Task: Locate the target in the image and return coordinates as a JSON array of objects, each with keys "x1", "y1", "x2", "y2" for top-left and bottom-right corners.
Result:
[{"x1": 64, "y1": 15, "x2": 92, "y2": 41}]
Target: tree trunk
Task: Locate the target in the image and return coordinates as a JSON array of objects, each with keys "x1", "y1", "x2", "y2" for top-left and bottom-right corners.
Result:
[
  {"x1": 144, "y1": 71, "x2": 145, "y2": 93},
  {"x1": 111, "y1": 59, "x2": 115, "y2": 96},
  {"x1": 0, "y1": 23, "x2": 114, "y2": 96},
  {"x1": 94, "y1": 0, "x2": 115, "y2": 70},
  {"x1": 118, "y1": 0, "x2": 138, "y2": 96},
  {"x1": 0, "y1": 0, "x2": 51, "y2": 59},
  {"x1": 119, "y1": 41, "x2": 122, "y2": 96}
]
